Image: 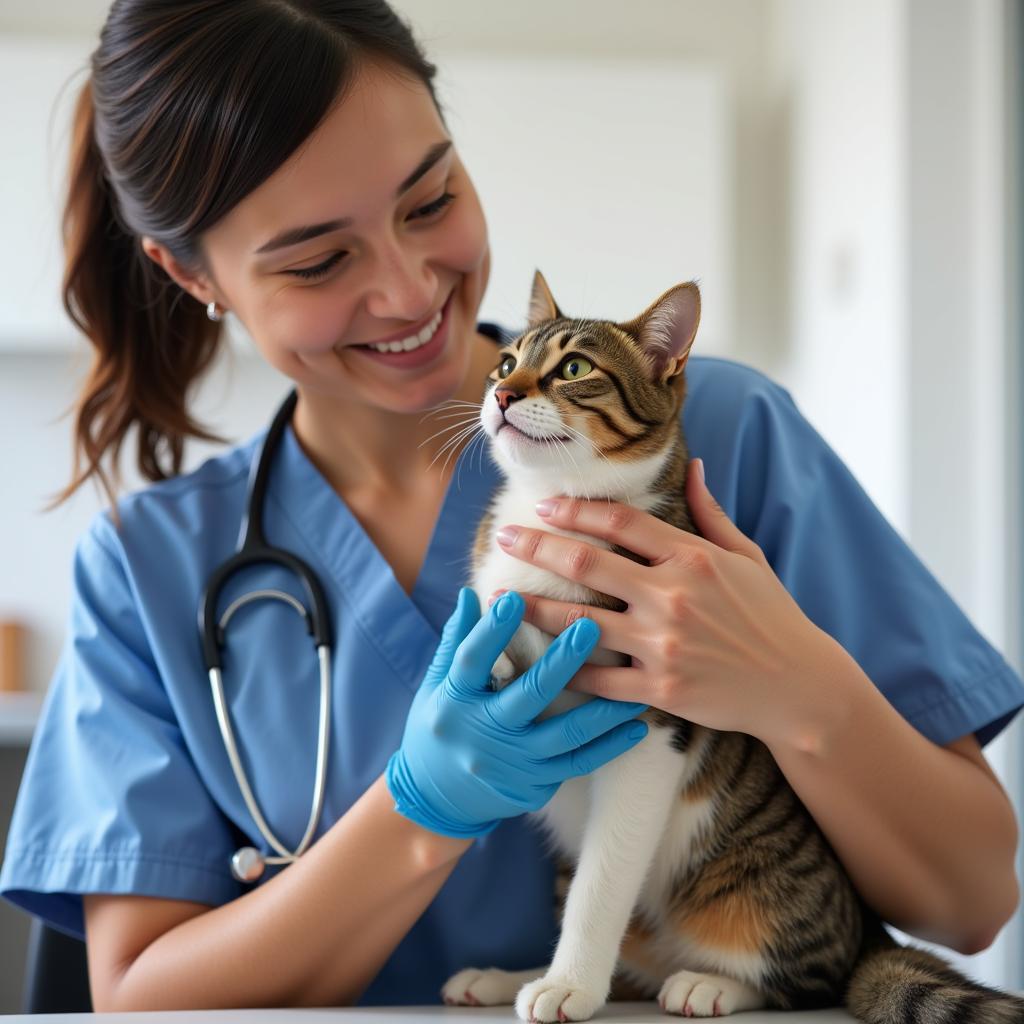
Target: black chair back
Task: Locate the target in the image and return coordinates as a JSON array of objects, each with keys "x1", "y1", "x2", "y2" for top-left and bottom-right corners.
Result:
[{"x1": 21, "y1": 918, "x2": 92, "y2": 1013}]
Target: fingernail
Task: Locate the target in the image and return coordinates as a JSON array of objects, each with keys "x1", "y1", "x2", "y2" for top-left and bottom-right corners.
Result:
[
  {"x1": 535, "y1": 498, "x2": 557, "y2": 517},
  {"x1": 488, "y1": 589, "x2": 508, "y2": 607},
  {"x1": 496, "y1": 526, "x2": 519, "y2": 547},
  {"x1": 694, "y1": 458, "x2": 705, "y2": 487},
  {"x1": 628, "y1": 723, "x2": 648, "y2": 740},
  {"x1": 571, "y1": 618, "x2": 598, "y2": 653},
  {"x1": 493, "y1": 592, "x2": 519, "y2": 622}
]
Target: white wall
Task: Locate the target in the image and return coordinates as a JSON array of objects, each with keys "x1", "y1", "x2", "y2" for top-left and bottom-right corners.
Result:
[
  {"x1": 903, "y1": 0, "x2": 1023, "y2": 985},
  {"x1": 767, "y1": 0, "x2": 909, "y2": 531},
  {"x1": 766, "y1": 0, "x2": 1023, "y2": 988}
]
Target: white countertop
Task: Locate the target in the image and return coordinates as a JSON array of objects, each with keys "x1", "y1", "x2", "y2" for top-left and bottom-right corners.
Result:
[{"x1": 0, "y1": 1005, "x2": 857, "y2": 1022}]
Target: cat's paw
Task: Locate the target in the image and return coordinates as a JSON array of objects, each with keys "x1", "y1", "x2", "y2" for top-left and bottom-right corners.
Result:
[
  {"x1": 489, "y1": 651, "x2": 518, "y2": 691},
  {"x1": 442, "y1": 966, "x2": 525, "y2": 1006},
  {"x1": 657, "y1": 969, "x2": 766, "y2": 1017},
  {"x1": 515, "y1": 973, "x2": 605, "y2": 1022}
]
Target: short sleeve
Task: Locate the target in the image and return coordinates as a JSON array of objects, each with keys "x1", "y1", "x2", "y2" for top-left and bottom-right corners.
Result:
[
  {"x1": 690, "y1": 360, "x2": 1024, "y2": 749},
  {"x1": 0, "y1": 516, "x2": 242, "y2": 939}
]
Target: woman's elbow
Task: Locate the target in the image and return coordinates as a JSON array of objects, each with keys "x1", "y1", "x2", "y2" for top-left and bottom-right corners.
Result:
[{"x1": 955, "y1": 872, "x2": 1021, "y2": 956}]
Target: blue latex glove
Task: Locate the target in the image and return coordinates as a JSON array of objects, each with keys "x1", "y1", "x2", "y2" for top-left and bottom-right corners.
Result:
[{"x1": 385, "y1": 587, "x2": 650, "y2": 839}]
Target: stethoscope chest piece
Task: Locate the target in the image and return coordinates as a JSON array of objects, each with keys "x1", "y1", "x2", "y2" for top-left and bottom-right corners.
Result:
[{"x1": 231, "y1": 846, "x2": 267, "y2": 883}]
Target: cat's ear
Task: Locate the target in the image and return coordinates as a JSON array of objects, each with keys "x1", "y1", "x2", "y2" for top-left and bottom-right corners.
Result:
[
  {"x1": 527, "y1": 269, "x2": 565, "y2": 328},
  {"x1": 622, "y1": 282, "x2": 701, "y2": 382}
]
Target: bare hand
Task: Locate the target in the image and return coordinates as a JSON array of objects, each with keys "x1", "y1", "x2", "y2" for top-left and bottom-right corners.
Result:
[{"x1": 491, "y1": 459, "x2": 843, "y2": 745}]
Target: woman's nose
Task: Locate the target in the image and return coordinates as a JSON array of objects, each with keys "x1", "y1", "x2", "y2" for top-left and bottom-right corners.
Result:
[{"x1": 362, "y1": 240, "x2": 438, "y2": 322}]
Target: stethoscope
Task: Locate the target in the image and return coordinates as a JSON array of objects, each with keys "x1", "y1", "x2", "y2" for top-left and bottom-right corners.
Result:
[{"x1": 198, "y1": 388, "x2": 333, "y2": 885}]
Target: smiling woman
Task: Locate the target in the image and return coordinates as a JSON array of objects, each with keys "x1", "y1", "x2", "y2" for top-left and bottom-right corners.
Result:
[
  {"x1": 54, "y1": 1, "x2": 497, "y2": 515},
  {"x1": 168, "y1": 54, "x2": 498, "y2": 491}
]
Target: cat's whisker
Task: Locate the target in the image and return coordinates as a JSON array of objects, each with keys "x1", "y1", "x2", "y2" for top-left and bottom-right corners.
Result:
[
  {"x1": 461, "y1": 428, "x2": 491, "y2": 491},
  {"x1": 420, "y1": 430, "x2": 480, "y2": 465},
  {"x1": 435, "y1": 418, "x2": 485, "y2": 455},
  {"x1": 418, "y1": 415, "x2": 483, "y2": 450},
  {"x1": 561, "y1": 420, "x2": 629, "y2": 493},
  {"x1": 460, "y1": 426, "x2": 491, "y2": 487},
  {"x1": 474, "y1": 425, "x2": 491, "y2": 478},
  {"x1": 439, "y1": 435, "x2": 476, "y2": 480},
  {"x1": 418, "y1": 400, "x2": 482, "y2": 425},
  {"x1": 559, "y1": 421, "x2": 631, "y2": 496},
  {"x1": 430, "y1": 430, "x2": 481, "y2": 481},
  {"x1": 552, "y1": 434, "x2": 590, "y2": 501},
  {"x1": 423, "y1": 424, "x2": 478, "y2": 463},
  {"x1": 428, "y1": 422, "x2": 481, "y2": 467},
  {"x1": 426, "y1": 410, "x2": 486, "y2": 424}
]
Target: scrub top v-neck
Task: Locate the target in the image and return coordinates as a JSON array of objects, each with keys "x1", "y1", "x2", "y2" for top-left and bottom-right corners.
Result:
[{"x1": 2, "y1": 319, "x2": 1022, "y2": 1007}]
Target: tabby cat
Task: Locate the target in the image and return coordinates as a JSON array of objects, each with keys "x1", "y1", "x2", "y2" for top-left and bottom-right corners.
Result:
[{"x1": 440, "y1": 271, "x2": 1024, "y2": 1023}]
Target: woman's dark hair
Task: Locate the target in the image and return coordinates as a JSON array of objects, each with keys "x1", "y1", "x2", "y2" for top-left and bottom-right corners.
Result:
[{"x1": 53, "y1": 0, "x2": 444, "y2": 520}]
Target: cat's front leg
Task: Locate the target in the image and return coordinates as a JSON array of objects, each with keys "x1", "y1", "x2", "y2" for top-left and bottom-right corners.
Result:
[
  {"x1": 442, "y1": 967, "x2": 548, "y2": 1007},
  {"x1": 516, "y1": 728, "x2": 686, "y2": 1023}
]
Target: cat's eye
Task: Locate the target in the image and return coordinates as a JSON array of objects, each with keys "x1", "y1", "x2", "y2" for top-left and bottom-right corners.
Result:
[
  {"x1": 560, "y1": 356, "x2": 593, "y2": 380},
  {"x1": 497, "y1": 356, "x2": 517, "y2": 378}
]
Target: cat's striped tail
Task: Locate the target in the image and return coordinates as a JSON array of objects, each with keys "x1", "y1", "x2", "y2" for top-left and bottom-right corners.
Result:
[{"x1": 845, "y1": 944, "x2": 1024, "y2": 1024}]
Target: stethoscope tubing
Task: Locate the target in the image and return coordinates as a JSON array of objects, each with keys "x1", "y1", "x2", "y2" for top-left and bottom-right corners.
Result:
[
  {"x1": 197, "y1": 389, "x2": 334, "y2": 882},
  {"x1": 206, "y1": 642, "x2": 331, "y2": 864}
]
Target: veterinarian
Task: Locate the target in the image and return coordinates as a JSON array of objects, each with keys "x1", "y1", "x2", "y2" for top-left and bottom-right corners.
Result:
[{"x1": 2, "y1": 0, "x2": 1022, "y2": 1012}]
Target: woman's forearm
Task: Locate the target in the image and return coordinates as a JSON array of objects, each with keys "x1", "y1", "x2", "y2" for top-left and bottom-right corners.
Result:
[
  {"x1": 766, "y1": 635, "x2": 1020, "y2": 955},
  {"x1": 102, "y1": 773, "x2": 473, "y2": 1010}
]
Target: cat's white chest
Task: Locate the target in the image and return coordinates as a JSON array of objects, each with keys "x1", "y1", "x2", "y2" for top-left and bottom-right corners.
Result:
[
  {"x1": 473, "y1": 489, "x2": 616, "y2": 608},
  {"x1": 530, "y1": 730, "x2": 716, "y2": 910},
  {"x1": 471, "y1": 485, "x2": 668, "y2": 636}
]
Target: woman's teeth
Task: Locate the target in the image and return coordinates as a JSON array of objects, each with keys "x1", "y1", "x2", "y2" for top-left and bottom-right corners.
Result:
[{"x1": 366, "y1": 307, "x2": 444, "y2": 353}]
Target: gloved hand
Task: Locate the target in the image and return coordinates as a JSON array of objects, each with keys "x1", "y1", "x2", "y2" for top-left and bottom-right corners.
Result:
[{"x1": 385, "y1": 587, "x2": 650, "y2": 839}]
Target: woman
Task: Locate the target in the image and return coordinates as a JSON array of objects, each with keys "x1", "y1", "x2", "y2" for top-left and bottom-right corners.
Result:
[{"x1": 2, "y1": 0, "x2": 1021, "y2": 1012}]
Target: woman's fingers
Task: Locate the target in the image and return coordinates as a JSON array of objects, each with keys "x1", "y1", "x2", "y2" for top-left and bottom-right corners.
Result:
[
  {"x1": 564, "y1": 664, "x2": 649, "y2": 703},
  {"x1": 503, "y1": 590, "x2": 641, "y2": 661}
]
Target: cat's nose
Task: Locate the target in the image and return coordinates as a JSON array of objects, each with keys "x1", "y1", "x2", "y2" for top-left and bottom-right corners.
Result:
[{"x1": 494, "y1": 387, "x2": 525, "y2": 412}]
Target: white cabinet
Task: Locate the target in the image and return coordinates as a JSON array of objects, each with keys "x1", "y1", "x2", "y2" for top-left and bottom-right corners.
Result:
[
  {"x1": 1, "y1": 39, "x2": 730, "y2": 354},
  {"x1": 0, "y1": 37, "x2": 88, "y2": 351}
]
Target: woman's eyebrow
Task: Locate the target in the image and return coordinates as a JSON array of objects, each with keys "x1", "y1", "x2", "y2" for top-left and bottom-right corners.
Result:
[{"x1": 253, "y1": 139, "x2": 453, "y2": 256}]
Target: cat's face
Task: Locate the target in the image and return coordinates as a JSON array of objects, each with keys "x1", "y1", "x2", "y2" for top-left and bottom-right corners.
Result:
[{"x1": 479, "y1": 271, "x2": 701, "y2": 492}]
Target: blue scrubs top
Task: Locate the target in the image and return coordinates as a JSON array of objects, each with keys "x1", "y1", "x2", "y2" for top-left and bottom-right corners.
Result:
[{"x1": 3, "y1": 322, "x2": 1023, "y2": 1005}]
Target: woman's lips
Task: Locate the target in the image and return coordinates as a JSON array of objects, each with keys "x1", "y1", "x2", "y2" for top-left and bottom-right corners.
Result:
[{"x1": 348, "y1": 291, "x2": 454, "y2": 368}]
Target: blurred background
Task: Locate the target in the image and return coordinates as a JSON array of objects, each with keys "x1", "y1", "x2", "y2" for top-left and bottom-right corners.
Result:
[{"x1": 0, "y1": 0, "x2": 1021, "y2": 1010}]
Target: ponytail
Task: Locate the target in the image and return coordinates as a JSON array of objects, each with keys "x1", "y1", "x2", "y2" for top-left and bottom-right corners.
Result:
[{"x1": 48, "y1": 76, "x2": 226, "y2": 524}]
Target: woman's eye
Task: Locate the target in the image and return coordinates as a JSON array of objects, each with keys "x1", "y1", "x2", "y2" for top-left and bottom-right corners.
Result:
[
  {"x1": 286, "y1": 193, "x2": 456, "y2": 282},
  {"x1": 561, "y1": 356, "x2": 593, "y2": 380},
  {"x1": 411, "y1": 191, "x2": 456, "y2": 219},
  {"x1": 289, "y1": 252, "x2": 346, "y2": 280},
  {"x1": 498, "y1": 355, "x2": 516, "y2": 378}
]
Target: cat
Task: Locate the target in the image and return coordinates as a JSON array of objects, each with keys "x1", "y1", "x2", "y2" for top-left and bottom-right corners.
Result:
[{"x1": 440, "y1": 270, "x2": 1024, "y2": 1024}]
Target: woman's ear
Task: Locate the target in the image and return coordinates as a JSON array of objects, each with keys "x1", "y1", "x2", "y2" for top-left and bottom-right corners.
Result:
[{"x1": 140, "y1": 235, "x2": 222, "y2": 309}]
